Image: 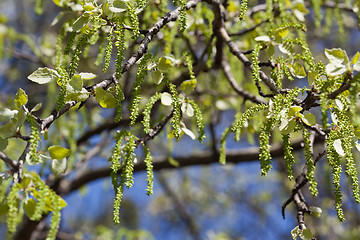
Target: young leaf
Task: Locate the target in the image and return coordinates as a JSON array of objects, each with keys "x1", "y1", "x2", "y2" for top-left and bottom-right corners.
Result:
[
  {"x1": 291, "y1": 226, "x2": 300, "y2": 239},
  {"x1": 28, "y1": 67, "x2": 58, "y2": 84},
  {"x1": 290, "y1": 63, "x2": 307, "y2": 78},
  {"x1": 24, "y1": 198, "x2": 37, "y2": 219},
  {"x1": 158, "y1": 56, "x2": 173, "y2": 71},
  {"x1": 150, "y1": 70, "x2": 163, "y2": 85},
  {"x1": 0, "y1": 108, "x2": 18, "y2": 121},
  {"x1": 333, "y1": 139, "x2": 345, "y2": 157},
  {"x1": 72, "y1": 15, "x2": 90, "y2": 31},
  {"x1": 161, "y1": 92, "x2": 172, "y2": 106},
  {"x1": 182, "y1": 127, "x2": 196, "y2": 140},
  {"x1": 325, "y1": 48, "x2": 346, "y2": 64},
  {"x1": 79, "y1": 72, "x2": 97, "y2": 80},
  {"x1": 14, "y1": 88, "x2": 28, "y2": 108},
  {"x1": 95, "y1": 87, "x2": 116, "y2": 109},
  {"x1": 300, "y1": 229, "x2": 313, "y2": 240},
  {"x1": 254, "y1": 35, "x2": 271, "y2": 42},
  {"x1": 48, "y1": 145, "x2": 71, "y2": 160},
  {"x1": 302, "y1": 113, "x2": 316, "y2": 126},
  {"x1": 51, "y1": 158, "x2": 68, "y2": 174},
  {"x1": 180, "y1": 79, "x2": 196, "y2": 94},
  {"x1": 310, "y1": 206, "x2": 322, "y2": 217}
]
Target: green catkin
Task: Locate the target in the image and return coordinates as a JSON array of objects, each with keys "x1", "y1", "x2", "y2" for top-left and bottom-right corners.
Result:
[
  {"x1": 55, "y1": 27, "x2": 66, "y2": 68},
  {"x1": 184, "y1": 52, "x2": 195, "y2": 79},
  {"x1": 251, "y1": 43, "x2": 262, "y2": 83},
  {"x1": 113, "y1": 183, "x2": 124, "y2": 224},
  {"x1": 127, "y1": 2, "x2": 140, "y2": 39},
  {"x1": 6, "y1": 184, "x2": 21, "y2": 237},
  {"x1": 142, "y1": 93, "x2": 162, "y2": 134},
  {"x1": 167, "y1": 78, "x2": 181, "y2": 138},
  {"x1": 187, "y1": 100, "x2": 206, "y2": 142},
  {"x1": 56, "y1": 67, "x2": 69, "y2": 111},
  {"x1": 326, "y1": 130, "x2": 345, "y2": 221},
  {"x1": 68, "y1": 29, "x2": 94, "y2": 78},
  {"x1": 334, "y1": 110, "x2": 360, "y2": 203},
  {"x1": 28, "y1": 114, "x2": 41, "y2": 164},
  {"x1": 123, "y1": 137, "x2": 136, "y2": 188},
  {"x1": 115, "y1": 84, "x2": 124, "y2": 123},
  {"x1": 179, "y1": 0, "x2": 187, "y2": 32},
  {"x1": 144, "y1": 146, "x2": 154, "y2": 195},
  {"x1": 115, "y1": 18, "x2": 125, "y2": 80},
  {"x1": 238, "y1": 0, "x2": 248, "y2": 21},
  {"x1": 31, "y1": 183, "x2": 46, "y2": 221},
  {"x1": 282, "y1": 134, "x2": 295, "y2": 180},
  {"x1": 219, "y1": 127, "x2": 231, "y2": 165},
  {"x1": 129, "y1": 53, "x2": 152, "y2": 125},
  {"x1": 334, "y1": 1, "x2": 344, "y2": 35},
  {"x1": 64, "y1": 31, "x2": 77, "y2": 55},
  {"x1": 259, "y1": 119, "x2": 273, "y2": 176},
  {"x1": 103, "y1": 28, "x2": 114, "y2": 73},
  {"x1": 303, "y1": 128, "x2": 318, "y2": 196},
  {"x1": 231, "y1": 103, "x2": 267, "y2": 141},
  {"x1": 136, "y1": 0, "x2": 147, "y2": 9},
  {"x1": 46, "y1": 194, "x2": 61, "y2": 240}
]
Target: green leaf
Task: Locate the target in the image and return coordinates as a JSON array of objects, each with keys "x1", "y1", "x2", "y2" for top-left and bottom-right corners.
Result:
[
  {"x1": 168, "y1": 156, "x2": 180, "y2": 167},
  {"x1": 288, "y1": 106, "x2": 303, "y2": 117},
  {"x1": 300, "y1": 229, "x2": 313, "y2": 240},
  {"x1": 0, "y1": 138, "x2": 8, "y2": 151},
  {"x1": 72, "y1": 14, "x2": 90, "y2": 31},
  {"x1": 65, "y1": 88, "x2": 89, "y2": 102},
  {"x1": 180, "y1": 79, "x2": 196, "y2": 94},
  {"x1": 0, "y1": 201, "x2": 9, "y2": 215},
  {"x1": 31, "y1": 103, "x2": 42, "y2": 113},
  {"x1": 254, "y1": 35, "x2": 271, "y2": 42},
  {"x1": 69, "y1": 74, "x2": 83, "y2": 91},
  {"x1": 302, "y1": 113, "x2": 316, "y2": 126},
  {"x1": 307, "y1": 71, "x2": 316, "y2": 86},
  {"x1": 14, "y1": 88, "x2": 28, "y2": 108},
  {"x1": 28, "y1": 67, "x2": 58, "y2": 84},
  {"x1": 24, "y1": 198, "x2": 37, "y2": 219},
  {"x1": 48, "y1": 145, "x2": 71, "y2": 160},
  {"x1": 310, "y1": 206, "x2": 322, "y2": 217},
  {"x1": 95, "y1": 87, "x2": 116, "y2": 109},
  {"x1": 273, "y1": 27, "x2": 288, "y2": 41},
  {"x1": 52, "y1": 158, "x2": 68, "y2": 174},
  {"x1": 325, "y1": 48, "x2": 346, "y2": 64},
  {"x1": 333, "y1": 139, "x2": 345, "y2": 157},
  {"x1": 108, "y1": 0, "x2": 128, "y2": 13},
  {"x1": 150, "y1": 70, "x2": 163, "y2": 85},
  {"x1": 0, "y1": 108, "x2": 18, "y2": 121},
  {"x1": 290, "y1": 62, "x2": 307, "y2": 78},
  {"x1": 158, "y1": 56, "x2": 173, "y2": 72},
  {"x1": 0, "y1": 122, "x2": 15, "y2": 138},
  {"x1": 291, "y1": 226, "x2": 300, "y2": 239},
  {"x1": 350, "y1": 52, "x2": 360, "y2": 65},
  {"x1": 161, "y1": 92, "x2": 172, "y2": 106},
  {"x1": 279, "y1": 119, "x2": 296, "y2": 135},
  {"x1": 79, "y1": 72, "x2": 97, "y2": 80}
]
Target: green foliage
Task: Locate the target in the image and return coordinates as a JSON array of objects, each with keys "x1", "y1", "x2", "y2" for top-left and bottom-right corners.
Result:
[
  {"x1": 303, "y1": 128, "x2": 318, "y2": 196},
  {"x1": 144, "y1": 145, "x2": 154, "y2": 195},
  {"x1": 282, "y1": 134, "x2": 295, "y2": 180},
  {"x1": 27, "y1": 114, "x2": 41, "y2": 165}
]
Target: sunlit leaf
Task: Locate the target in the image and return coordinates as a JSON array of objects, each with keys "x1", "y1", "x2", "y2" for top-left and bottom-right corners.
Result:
[
  {"x1": 14, "y1": 88, "x2": 28, "y2": 108},
  {"x1": 52, "y1": 158, "x2": 68, "y2": 174},
  {"x1": 181, "y1": 102, "x2": 194, "y2": 117},
  {"x1": 288, "y1": 106, "x2": 303, "y2": 117},
  {"x1": 291, "y1": 226, "x2": 300, "y2": 239},
  {"x1": 79, "y1": 72, "x2": 97, "y2": 80},
  {"x1": 72, "y1": 15, "x2": 90, "y2": 31},
  {"x1": 150, "y1": 70, "x2": 163, "y2": 85},
  {"x1": 24, "y1": 198, "x2": 37, "y2": 219},
  {"x1": 158, "y1": 56, "x2": 173, "y2": 72},
  {"x1": 310, "y1": 206, "x2": 322, "y2": 217},
  {"x1": 325, "y1": 48, "x2": 346, "y2": 64},
  {"x1": 95, "y1": 87, "x2": 116, "y2": 109},
  {"x1": 48, "y1": 145, "x2": 71, "y2": 160},
  {"x1": 182, "y1": 127, "x2": 196, "y2": 140},
  {"x1": 0, "y1": 108, "x2": 18, "y2": 121},
  {"x1": 28, "y1": 67, "x2": 58, "y2": 84},
  {"x1": 31, "y1": 103, "x2": 42, "y2": 113},
  {"x1": 300, "y1": 229, "x2": 313, "y2": 240},
  {"x1": 254, "y1": 35, "x2": 271, "y2": 42},
  {"x1": 180, "y1": 79, "x2": 196, "y2": 94},
  {"x1": 303, "y1": 113, "x2": 316, "y2": 126},
  {"x1": 161, "y1": 92, "x2": 172, "y2": 106},
  {"x1": 290, "y1": 62, "x2": 307, "y2": 78},
  {"x1": 333, "y1": 139, "x2": 345, "y2": 157}
]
